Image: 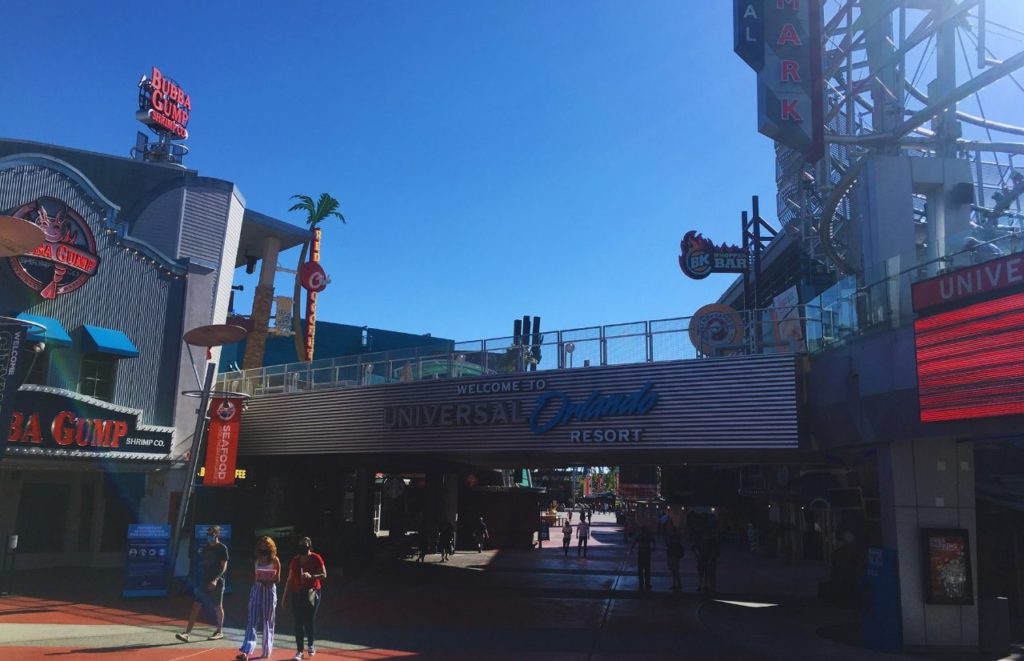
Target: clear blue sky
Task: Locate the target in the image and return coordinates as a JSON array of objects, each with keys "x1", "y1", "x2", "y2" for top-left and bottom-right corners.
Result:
[{"x1": 4, "y1": 1, "x2": 1021, "y2": 344}]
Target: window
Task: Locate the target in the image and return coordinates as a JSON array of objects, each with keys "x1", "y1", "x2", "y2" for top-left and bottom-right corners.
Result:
[
  {"x1": 22, "y1": 350, "x2": 49, "y2": 386},
  {"x1": 79, "y1": 353, "x2": 118, "y2": 401}
]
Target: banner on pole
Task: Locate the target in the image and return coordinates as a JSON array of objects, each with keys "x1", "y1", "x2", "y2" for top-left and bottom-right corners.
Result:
[
  {"x1": 202, "y1": 398, "x2": 242, "y2": 487},
  {"x1": 0, "y1": 322, "x2": 28, "y2": 462}
]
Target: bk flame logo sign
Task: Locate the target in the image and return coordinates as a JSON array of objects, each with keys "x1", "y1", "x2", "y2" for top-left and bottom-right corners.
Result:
[{"x1": 6, "y1": 198, "x2": 100, "y2": 299}]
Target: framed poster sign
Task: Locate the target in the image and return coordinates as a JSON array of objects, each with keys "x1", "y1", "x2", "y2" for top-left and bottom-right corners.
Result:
[{"x1": 921, "y1": 528, "x2": 973, "y2": 605}]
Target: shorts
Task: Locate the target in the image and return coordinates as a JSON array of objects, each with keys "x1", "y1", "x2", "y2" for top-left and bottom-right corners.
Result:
[{"x1": 192, "y1": 579, "x2": 225, "y2": 608}]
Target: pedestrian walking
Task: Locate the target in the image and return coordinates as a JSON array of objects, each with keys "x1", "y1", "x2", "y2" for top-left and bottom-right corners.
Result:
[
  {"x1": 473, "y1": 517, "x2": 490, "y2": 552},
  {"x1": 235, "y1": 536, "x2": 281, "y2": 660},
  {"x1": 631, "y1": 525, "x2": 656, "y2": 590},
  {"x1": 695, "y1": 523, "x2": 721, "y2": 595},
  {"x1": 562, "y1": 520, "x2": 573, "y2": 557},
  {"x1": 439, "y1": 520, "x2": 455, "y2": 562},
  {"x1": 666, "y1": 531, "x2": 684, "y2": 591},
  {"x1": 576, "y1": 519, "x2": 590, "y2": 558},
  {"x1": 417, "y1": 526, "x2": 431, "y2": 562},
  {"x1": 281, "y1": 536, "x2": 327, "y2": 661},
  {"x1": 175, "y1": 525, "x2": 228, "y2": 643}
]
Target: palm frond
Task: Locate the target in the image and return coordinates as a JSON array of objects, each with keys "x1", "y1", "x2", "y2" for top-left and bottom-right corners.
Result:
[{"x1": 290, "y1": 192, "x2": 346, "y2": 227}]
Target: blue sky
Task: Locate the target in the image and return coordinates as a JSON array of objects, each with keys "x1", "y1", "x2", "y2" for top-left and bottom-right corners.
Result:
[{"x1": 4, "y1": 1, "x2": 1022, "y2": 344}]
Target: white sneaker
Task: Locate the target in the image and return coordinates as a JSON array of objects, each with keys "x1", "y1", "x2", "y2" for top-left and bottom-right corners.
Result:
[
  {"x1": 292, "y1": 654, "x2": 302, "y2": 661},
  {"x1": 308, "y1": 646, "x2": 316, "y2": 657}
]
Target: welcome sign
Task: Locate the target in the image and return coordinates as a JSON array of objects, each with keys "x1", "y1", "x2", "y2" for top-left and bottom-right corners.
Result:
[{"x1": 237, "y1": 354, "x2": 800, "y2": 456}]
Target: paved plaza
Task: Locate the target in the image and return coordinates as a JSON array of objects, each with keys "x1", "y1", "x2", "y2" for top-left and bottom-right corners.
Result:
[{"x1": 0, "y1": 514, "x2": 1003, "y2": 660}]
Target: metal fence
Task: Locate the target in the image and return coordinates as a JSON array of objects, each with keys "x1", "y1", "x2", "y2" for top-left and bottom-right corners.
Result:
[{"x1": 217, "y1": 311, "x2": 804, "y2": 397}]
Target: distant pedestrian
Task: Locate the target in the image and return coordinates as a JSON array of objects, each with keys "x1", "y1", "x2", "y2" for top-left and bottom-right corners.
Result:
[
  {"x1": 695, "y1": 523, "x2": 721, "y2": 595},
  {"x1": 281, "y1": 536, "x2": 327, "y2": 661},
  {"x1": 235, "y1": 536, "x2": 280, "y2": 660},
  {"x1": 666, "y1": 531, "x2": 684, "y2": 591},
  {"x1": 417, "y1": 526, "x2": 432, "y2": 562},
  {"x1": 439, "y1": 520, "x2": 455, "y2": 562},
  {"x1": 473, "y1": 517, "x2": 490, "y2": 553},
  {"x1": 562, "y1": 520, "x2": 573, "y2": 557},
  {"x1": 631, "y1": 525, "x2": 656, "y2": 590},
  {"x1": 577, "y1": 519, "x2": 590, "y2": 558},
  {"x1": 176, "y1": 525, "x2": 228, "y2": 643}
]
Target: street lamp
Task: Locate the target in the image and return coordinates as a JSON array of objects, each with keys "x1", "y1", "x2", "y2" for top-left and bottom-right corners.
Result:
[
  {"x1": 169, "y1": 323, "x2": 248, "y2": 582},
  {"x1": 565, "y1": 342, "x2": 575, "y2": 369}
]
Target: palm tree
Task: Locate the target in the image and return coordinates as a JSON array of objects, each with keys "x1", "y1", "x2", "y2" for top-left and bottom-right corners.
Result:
[
  {"x1": 288, "y1": 193, "x2": 346, "y2": 227},
  {"x1": 289, "y1": 193, "x2": 346, "y2": 361}
]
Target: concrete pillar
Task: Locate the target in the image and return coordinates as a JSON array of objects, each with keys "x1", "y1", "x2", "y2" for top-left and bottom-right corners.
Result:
[
  {"x1": 878, "y1": 438, "x2": 978, "y2": 650},
  {"x1": 242, "y1": 236, "x2": 281, "y2": 371}
]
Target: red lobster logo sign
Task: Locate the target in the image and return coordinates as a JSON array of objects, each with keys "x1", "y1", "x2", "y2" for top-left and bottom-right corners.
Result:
[{"x1": 7, "y1": 198, "x2": 100, "y2": 299}]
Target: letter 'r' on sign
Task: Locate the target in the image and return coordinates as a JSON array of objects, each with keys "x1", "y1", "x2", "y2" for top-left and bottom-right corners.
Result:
[{"x1": 781, "y1": 59, "x2": 800, "y2": 82}]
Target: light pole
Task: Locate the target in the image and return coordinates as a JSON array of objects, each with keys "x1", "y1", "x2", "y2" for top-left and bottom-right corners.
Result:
[{"x1": 168, "y1": 323, "x2": 248, "y2": 583}]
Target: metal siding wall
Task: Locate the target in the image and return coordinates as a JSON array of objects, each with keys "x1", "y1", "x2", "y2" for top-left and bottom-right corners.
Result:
[
  {"x1": 179, "y1": 187, "x2": 229, "y2": 265},
  {"x1": 0, "y1": 163, "x2": 184, "y2": 427},
  {"x1": 238, "y1": 353, "x2": 799, "y2": 456},
  {"x1": 130, "y1": 188, "x2": 184, "y2": 257}
]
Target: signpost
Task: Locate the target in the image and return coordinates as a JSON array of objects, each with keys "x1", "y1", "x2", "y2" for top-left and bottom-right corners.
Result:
[{"x1": 123, "y1": 524, "x2": 171, "y2": 597}]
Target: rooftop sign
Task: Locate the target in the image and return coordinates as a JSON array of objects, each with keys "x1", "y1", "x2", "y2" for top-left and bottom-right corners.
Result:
[{"x1": 137, "y1": 67, "x2": 191, "y2": 139}]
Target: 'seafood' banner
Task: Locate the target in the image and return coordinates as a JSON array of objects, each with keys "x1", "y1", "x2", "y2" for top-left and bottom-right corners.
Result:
[{"x1": 203, "y1": 398, "x2": 242, "y2": 487}]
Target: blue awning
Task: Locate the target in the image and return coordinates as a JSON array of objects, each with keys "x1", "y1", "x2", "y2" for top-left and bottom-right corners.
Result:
[
  {"x1": 82, "y1": 325, "x2": 139, "y2": 358},
  {"x1": 15, "y1": 314, "x2": 72, "y2": 347}
]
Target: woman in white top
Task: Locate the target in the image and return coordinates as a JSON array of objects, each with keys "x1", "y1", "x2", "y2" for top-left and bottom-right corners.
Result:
[{"x1": 236, "y1": 536, "x2": 281, "y2": 660}]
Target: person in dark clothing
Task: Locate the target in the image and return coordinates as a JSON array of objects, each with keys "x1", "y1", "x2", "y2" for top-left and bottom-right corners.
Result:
[
  {"x1": 176, "y1": 525, "x2": 228, "y2": 642},
  {"x1": 473, "y1": 517, "x2": 489, "y2": 553},
  {"x1": 439, "y1": 520, "x2": 455, "y2": 562},
  {"x1": 631, "y1": 525, "x2": 656, "y2": 590},
  {"x1": 666, "y1": 531, "x2": 684, "y2": 591},
  {"x1": 695, "y1": 524, "x2": 721, "y2": 595}
]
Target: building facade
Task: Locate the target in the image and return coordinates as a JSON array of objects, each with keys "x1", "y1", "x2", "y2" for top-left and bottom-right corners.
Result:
[{"x1": 0, "y1": 138, "x2": 298, "y2": 568}]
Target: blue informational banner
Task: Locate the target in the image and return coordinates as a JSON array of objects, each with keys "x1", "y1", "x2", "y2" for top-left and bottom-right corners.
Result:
[
  {"x1": 863, "y1": 547, "x2": 902, "y2": 652},
  {"x1": 538, "y1": 523, "x2": 550, "y2": 541},
  {"x1": 194, "y1": 524, "x2": 232, "y2": 594},
  {"x1": 123, "y1": 524, "x2": 170, "y2": 597}
]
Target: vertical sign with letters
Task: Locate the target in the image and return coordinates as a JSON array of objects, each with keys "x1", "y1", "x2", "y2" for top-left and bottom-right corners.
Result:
[
  {"x1": 739, "y1": 0, "x2": 823, "y2": 161},
  {"x1": 734, "y1": 0, "x2": 765, "y2": 71},
  {"x1": 202, "y1": 398, "x2": 242, "y2": 487},
  {"x1": 0, "y1": 322, "x2": 26, "y2": 461}
]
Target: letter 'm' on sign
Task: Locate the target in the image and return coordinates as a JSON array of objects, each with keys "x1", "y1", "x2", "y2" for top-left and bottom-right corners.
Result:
[{"x1": 776, "y1": 0, "x2": 800, "y2": 8}]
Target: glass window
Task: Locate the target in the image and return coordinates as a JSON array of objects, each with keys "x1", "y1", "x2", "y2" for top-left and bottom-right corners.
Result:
[
  {"x1": 79, "y1": 353, "x2": 118, "y2": 402},
  {"x1": 22, "y1": 350, "x2": 49, "y2": 386}
]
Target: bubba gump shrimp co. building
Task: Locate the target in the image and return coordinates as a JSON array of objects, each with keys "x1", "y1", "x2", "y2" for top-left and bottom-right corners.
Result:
[{"x1": 0, "y1": 137, "x2": 305, "y2": 569}]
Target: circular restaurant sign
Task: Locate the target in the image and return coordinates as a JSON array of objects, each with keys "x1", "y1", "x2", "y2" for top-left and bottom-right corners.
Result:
[
  {"x1": 688, "y1": 304, "x2": 746, "y2": 356},
  {"x1": 6, "y1": 197, "x2": 100, "y2": 300},
  {"x1": 298, "y1": 261, "x2": 328, "y2": 292}
]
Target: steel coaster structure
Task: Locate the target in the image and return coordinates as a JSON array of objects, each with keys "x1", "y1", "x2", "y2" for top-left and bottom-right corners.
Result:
[{"x1": 779, "y1": 0, "x2": 1024, "y2": 277}]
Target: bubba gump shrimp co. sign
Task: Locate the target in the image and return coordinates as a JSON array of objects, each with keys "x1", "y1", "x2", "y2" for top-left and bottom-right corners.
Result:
[{"x1": 6, "y1": 197, "x2": 100, "y2": 299}]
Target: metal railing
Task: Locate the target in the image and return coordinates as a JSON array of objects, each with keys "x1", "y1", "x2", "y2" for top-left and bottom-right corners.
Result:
[
  {"x1": 217, "y1": 310, "x2": 808, "y2": 397},
  {"x1": 805, "y1": 226, "x2": 1024, "y2": 353}
]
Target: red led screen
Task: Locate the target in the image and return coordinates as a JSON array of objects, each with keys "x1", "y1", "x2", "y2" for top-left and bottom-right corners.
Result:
[{"x1": 915, "y1": 291, "x2": 1024, "y2": 422}]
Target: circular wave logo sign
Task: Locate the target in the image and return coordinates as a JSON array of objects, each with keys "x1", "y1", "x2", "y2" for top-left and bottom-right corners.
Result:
[
  {"x1": 216, "y1": 400, "x2": 237, "y2": 422},
  {"x1": 7, "y1": 197, "x2": 100, "y2": 299}
]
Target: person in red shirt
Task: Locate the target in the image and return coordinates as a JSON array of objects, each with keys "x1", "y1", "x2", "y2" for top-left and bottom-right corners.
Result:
[{"x1": 281, "y1": 536, "x2": 327, "y2": 660}]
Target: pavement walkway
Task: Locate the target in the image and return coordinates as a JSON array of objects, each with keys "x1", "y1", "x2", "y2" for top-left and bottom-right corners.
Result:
[{"x1": 0, "y1": 513, "x2": 1016, "y2": 660}]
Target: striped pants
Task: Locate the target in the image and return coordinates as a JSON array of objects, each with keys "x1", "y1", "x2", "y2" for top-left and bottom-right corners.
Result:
[{"x1": 239, "y1": 582, "x2": 276, "y2": 657}]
